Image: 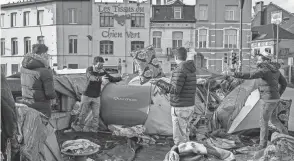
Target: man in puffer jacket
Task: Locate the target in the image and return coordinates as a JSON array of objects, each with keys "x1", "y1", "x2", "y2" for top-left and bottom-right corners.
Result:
[
  {"x1": 20, "y1": 44, "x2": 56, "y2": 118},
  {"x1": 150, "y1": 47, "x2": 197, "y2": 145},
  {"x1": 229, "y1": 51, "x2": 288, "y2": 149}
]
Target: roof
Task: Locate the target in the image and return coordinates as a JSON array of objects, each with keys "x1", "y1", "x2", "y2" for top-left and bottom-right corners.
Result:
[
  {"x1": 151, "y1": 2, "x2": 196, "y2": 23},
  {"x1": 252, "y1": 24, "x2": 294, "y2": 41},
  {"x1": 1, "y1": 0, "x2": 90, "y2": 9}
]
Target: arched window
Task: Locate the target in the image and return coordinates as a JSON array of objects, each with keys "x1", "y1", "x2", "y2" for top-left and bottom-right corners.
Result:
[
  {"x1": 224, "y1": 29, "x2": 237, "y2": 48},
  {"x1": 152, "y1": 31, "x2": 162, "y2": 48},
  {"x1": 172, "y1": 31, "x2": 183, "y2": 48}
]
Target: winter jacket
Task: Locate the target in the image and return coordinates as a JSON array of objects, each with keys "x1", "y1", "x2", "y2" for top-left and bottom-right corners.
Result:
[
  {"x1": 20, "y1": 53, "x2": 56, "y2": 117},
  {"x1": 156, "y1": 60, "x2": 197, "y2": 107},
  {"x1": 233, "y1": 62, "x2": 287, "y2": 100},
  {"x1": 83, "y1": 66, "x2": 122, "y2": 98},
  {"x1": 1, "y1": 73, "x2": 18, "y2": 154}
]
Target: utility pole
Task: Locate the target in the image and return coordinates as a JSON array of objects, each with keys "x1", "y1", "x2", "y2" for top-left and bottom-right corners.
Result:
[{"x1": 239, "y1": 0, "x2": 245, "y2": 72}]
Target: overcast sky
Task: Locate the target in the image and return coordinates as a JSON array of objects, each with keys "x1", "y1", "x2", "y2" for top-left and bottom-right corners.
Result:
[{"x1": 1, "y1": 0, "x2": 294, "y2": 13}]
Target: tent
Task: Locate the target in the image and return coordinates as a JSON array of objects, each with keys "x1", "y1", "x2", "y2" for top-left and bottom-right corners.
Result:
[{"x1": 228, "y1": 87, "x2": 294, "y2": 134}]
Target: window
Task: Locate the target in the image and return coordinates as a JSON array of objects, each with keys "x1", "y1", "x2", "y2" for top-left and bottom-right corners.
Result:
[
  {"x1": 224, "y1": 29, "x2": 237, "y2": 48},
  {"x1": 131, "y1": 13, "x2": 144, "y2": 27},
  {"x1": 11, "y1": 13, "x2": 16, "y2": 27},
  {"x1": 131, "y1": 41, "x2": 144, "y2": 51},
  {"x1": 199, "y1": 29, "x2": 208, "y2": 48},
  {"x1": 68, "y1": 9, "x2": 77, "y2": 24},
  {"x1": 69, "y1": 35, "x2": 78, "y2": 54},
  {"x1": 265, "y1": 48, "x2": 271, "y2": 54},
  {"x1": 100, "y1": 41, "x2": 114, "y2": 55},
  {"x1": 11, "y1": 38, "x2": 18, "y2": 55},
  {"x1": 152, "y1": 31, "x2": 162, "y2": 49},
  {"x1": 37, "y1": 10, "x2": 44, "y2": 25},
  {"x1": 24, "y1": 37, "x2": 31, "y2": 54},
  {"x1": 199, "y1": 5, "x2": 208, "y2": 20},
  {"x1": 225, "y1": 5, "x2": 237, "y2": 21},
  {"x1": 254, "y1": 49, "x2": 260, "y2": 56},
  {"x1": 11, "y1": 64, "x2": 19, "y2": 74},
  {"x1": 100, "y1": 13, "x2": 114, "y2": 27},
  {"x1": 1, "y1": 39, "x2": 5, "y2": 55},
  {"x1": 1, "y1": 64, "x2": 7, "y2": 76},
  {"x1": 171, "y1": 63, "x2": 177, "y2": 71},
  {"x1": 172, "y1": 31, "x2": 183, "y2": 48},
  {"x1": 174, "y1": 7, "x2": 181, "y2": 19},
  {"x1": 1, "y1": 14, "x2": 4, "y2": 27},
  {"x1": 37, "y1": 36, "x2": 44, "y2": 44},
  {"x1": 23, "y1": 11, "x2": 30, "y2": 26},
  {"x1": 68, "y1": 64, "x2": 78, "y2": 69}
]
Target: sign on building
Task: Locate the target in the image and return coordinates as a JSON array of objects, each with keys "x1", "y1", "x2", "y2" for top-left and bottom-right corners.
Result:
[{"x1": 271, "y1": 11, "x2": 282, "y2": 24}]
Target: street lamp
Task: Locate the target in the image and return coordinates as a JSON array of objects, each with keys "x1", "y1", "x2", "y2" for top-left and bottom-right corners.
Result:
[{"x1": 276, "y1": 17, "x2": 290, "y2": 61}]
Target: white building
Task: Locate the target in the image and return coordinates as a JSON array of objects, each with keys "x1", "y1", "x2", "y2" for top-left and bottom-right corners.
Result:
[
  {"x1": 92, "y1": 0, "x2": 151, "y2": 73},
  {"x1": 1, "y1": 0, "x2": 92, "y2": 76}
]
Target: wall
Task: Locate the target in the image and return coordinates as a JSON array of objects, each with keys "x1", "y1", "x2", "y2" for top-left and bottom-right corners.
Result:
[
  {"x1": 193, "y1": 0, "x2": 252, "y2": 73},
  {"x1": 1, "y1": 2, "x2": 57, "y2": 76},
  {"x1": 92, "y1": 2, "x2": 151, "y2": 73}
]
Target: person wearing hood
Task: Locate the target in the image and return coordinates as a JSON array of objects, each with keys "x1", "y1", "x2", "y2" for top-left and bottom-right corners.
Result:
[
  {"x1": 150, "y1": 47, "x2": 197, "y2": 145},
  {"x1": 228, "y1": 51, "x2": 288, "y2": 150},
  {"x1": 20, "y1": 44, "x2": 56, "y2": 118}
]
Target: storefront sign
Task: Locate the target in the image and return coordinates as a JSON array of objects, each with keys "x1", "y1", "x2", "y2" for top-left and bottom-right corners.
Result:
[
  {"x1": 251, "y1": 41, "x2": 275, "y2": 48},
  {"x1": 98, "y1": 5, "x2": 144, "y2": 13},
  {"x1": 102, "y1": 29, "x2": 140, "y2": 39}
]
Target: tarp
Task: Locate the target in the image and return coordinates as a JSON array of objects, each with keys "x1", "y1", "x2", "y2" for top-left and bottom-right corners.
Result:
[
  {"x1": 213, "y1": 80, "x2": 258, "y2": 131},
  {"x1": 228, "y1": 88, "x2": 294, "y2": 133},
  {"x1": 129, "y1": 77, "x2": 173, "y2": 135},
  {"x1": 100, "y1": 83, "x2": 151, "y2": 126}
]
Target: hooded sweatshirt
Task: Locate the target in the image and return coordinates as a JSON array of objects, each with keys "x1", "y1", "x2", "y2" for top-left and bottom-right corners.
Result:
[
  {"x1": 234, "y1": 62, "x2": 287, "y2": 100},
  {"x1": 156, "y1": 60, "x2": 197, "y2": 107}
]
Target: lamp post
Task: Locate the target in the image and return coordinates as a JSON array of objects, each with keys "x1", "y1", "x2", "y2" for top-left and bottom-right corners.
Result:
[
  {"x1": 238, "y1": 0, "x2": 245, "y2": 72},
  {"x1": 275, "y1": 17, "x2": 289, "y2": 61}
]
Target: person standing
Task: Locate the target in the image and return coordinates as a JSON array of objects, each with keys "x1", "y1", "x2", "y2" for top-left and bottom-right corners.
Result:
[
  {"x1": 150, "y1": 47, "x2": 197, "y2": 145},
  {"x1": 20, "y1": 44, "x2": 56, "y2": 118},
  {"x1": 72, "y1": 56, "x2": 122, "y2": 132},
  {"x1": 229, "y1": 51, "x2": 288, "y2": 149}
]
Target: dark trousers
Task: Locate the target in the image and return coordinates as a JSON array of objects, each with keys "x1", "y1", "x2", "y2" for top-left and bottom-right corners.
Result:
[{"x1": 259, "y1": 100, "x2": 289, "y2": 147}]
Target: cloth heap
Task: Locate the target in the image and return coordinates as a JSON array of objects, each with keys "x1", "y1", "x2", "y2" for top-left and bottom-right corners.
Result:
[
  {"x1": 164, "y1": 141, "x2": 235, "y2": 161},
  {"x1": 130, "y1": 45, "x2": 164, "y2": 84}
]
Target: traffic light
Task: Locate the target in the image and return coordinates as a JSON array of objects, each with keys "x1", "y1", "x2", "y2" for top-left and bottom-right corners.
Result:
[
  {"x1": 224, "y1": 53, "x2": 228, "y2": 64},
  {"x1": 231, "y1": 52, "x2": 237, "y2": 64}
]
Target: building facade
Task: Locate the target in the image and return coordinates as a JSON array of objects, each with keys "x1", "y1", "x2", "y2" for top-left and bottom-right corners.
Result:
[
  {"x1": 251, "y1": 24, "x2": 294, "y2": 65},
  {"x1": 150, "y1": 0, "x2": 196, "y2": 73},
  {"x1": 252, "y1": 1, "x2": 294, "y2": 34},
  {"x1": 194, "y1": 0, "x2": 252, "y2": 73},
  {"x1": 0, "y1": 0, "x2": 92, "y2": 76},
  {"x1": 92, "y1": 0, "x2": 151, "y2": 74},
  {"x1": 150, "y1": 0, "x2": 252, "y2": 73}
]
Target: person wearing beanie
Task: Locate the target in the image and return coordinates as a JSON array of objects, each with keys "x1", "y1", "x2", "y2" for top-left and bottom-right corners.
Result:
[
  {"x1": 20, "y1": 43, "x2": 56, "y2": 118},
  {"x1": 72, "y1": 56, "x2": 122, "y2": 132},
  {"x1": 228, "y1": 51, "x2": 288, "y2": 150},
  {"x1": 150, "y1": 47, "x2": 197, "y2": 145}
]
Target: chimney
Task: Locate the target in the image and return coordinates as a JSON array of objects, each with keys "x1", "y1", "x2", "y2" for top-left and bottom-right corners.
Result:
[{"x1": 254, "y1": 1, "x2": 264, "y2": 15}]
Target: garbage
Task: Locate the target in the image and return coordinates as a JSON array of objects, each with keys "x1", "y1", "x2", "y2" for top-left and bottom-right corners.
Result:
[
  {"x1": 61, "y1": 139, "x2": 100, "y2": 155},
  {"x1": 130, "y1": 45, "x2": 164, "y2": 85},
  {"x1": 164, "y1": 141, "x2": 235, "y2": 161},
  {"x1": 206, "y1": 137, "x2": 237, "y2": 150}
]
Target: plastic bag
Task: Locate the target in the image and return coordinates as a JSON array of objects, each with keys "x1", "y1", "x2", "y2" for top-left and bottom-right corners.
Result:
[{"x1": 130, "y1": 45, "x2": 164, "y2": 84}]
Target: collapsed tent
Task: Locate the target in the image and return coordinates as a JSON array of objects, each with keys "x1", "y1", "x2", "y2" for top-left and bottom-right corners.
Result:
[{"x1": 214, "y1": 79, "x2": 293, "y2": 133}]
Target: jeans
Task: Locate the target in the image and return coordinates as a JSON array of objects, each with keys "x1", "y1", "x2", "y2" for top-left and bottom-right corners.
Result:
[
  {"x1": 259, "y1": 99, "x2": 289, "y2": 148},
  {"x1": 73, "y1": 95, "x2": 101, "y2": 132},
  {"x1": 171, "y1": 106, "x2": 194, "y2": 145}
]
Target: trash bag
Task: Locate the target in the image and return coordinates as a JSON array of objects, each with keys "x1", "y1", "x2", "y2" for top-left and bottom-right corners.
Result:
[{"x1": 130, "y1": 45, "x2": 164, "y2": 84}]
